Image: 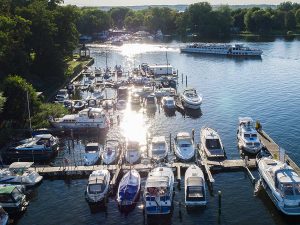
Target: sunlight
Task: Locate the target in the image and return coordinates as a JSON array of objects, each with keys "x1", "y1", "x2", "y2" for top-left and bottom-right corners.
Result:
[{"x1": 119, "y1": 43, "x2": 178, "y2": 57}]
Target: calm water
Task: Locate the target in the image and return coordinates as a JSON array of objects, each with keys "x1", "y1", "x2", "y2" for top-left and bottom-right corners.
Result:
[{"x1": 17, "y1": 39, "x2": 300, "y2": 225}]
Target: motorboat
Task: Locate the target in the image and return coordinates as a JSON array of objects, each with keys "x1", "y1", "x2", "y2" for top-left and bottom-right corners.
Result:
[
  {"x1": 237, "y1": 117, "x2": 262, "y2": 154},
  {"x1": 185, "y1": 165, "x2": 207, "y2": 206},
  {"x1": 55, "y1": 89, "x2": 69, "y2": 103},
  {"x1": 149, "y1": 136, "x2": 168, "y2": 161},
  {"x1": 102, "y1": 140, "x2": 120, "y2": 165},
  {"x1": 73, "y1": 100, "x2": 86, "y2": 111},
  {"x1": 0, "y1": 162, "x2": 43, "y2": 187},
  {"x1": 0, "y1": 206, "x2": 8, "y2": 225},
  {"x1": 125, "y1": 140, "x2": 141, "y2": 164},
  {"x1": 4, "y1": 134, "x2": 59, "y2": 162},
  {"x1": 161, "y1": 96, "x2": 175, "y2": 110},
  {"x1": 143, "y1": 94, "x2": 156, "y2": 108},
  {"x1": 83, "y1": 143, "x2": 101, "y2": 166},
  {"x1": 117, "y1": 169, "x2": 141, "y2": 209},
  {"x1": 130, "y1": 92, "x2": 141, "y2": 105},
  {"x1": 155, "y1": 88, "x2": 176, "y2": 98},
  {"x1": 174, "y1": 132, "x2": 195, "y2": 161},
  {"x1": 116, "y1": 99, "x2": 127, "y2": 110},
  {"x1": 92, "y1": 87, "x2": 105, "y2": 100},
  {"x1": 0, "y1": 185, "x2": 28, "y2": 214},
  {"x1": 117, "y1": 86, "x2": 129, "y2": 99},
  {"x1": 49, "y1": 107, "x2": 109, "y2": 130},
  {"x1": 180, "y1": 43, "x2": 263, "y2": 56},
  {"x1": 200, "y1": 127, "x2": 225, "y2": 159},
  {"x1": 257, "y1": 157, "x2": 300, "y2": 215},
  {"x1": 102, "y1": 99, "x2": 114, "y2": 110},
  {"x1": 180, "y1": 88, "x2": 202, "y2": 110},
  {"x1": 86, "y1": 97, "x2": 98, "y2": 108},
  {"x1": 85, "y1": 170, "x2": 110, "y2": 204},
  {"x1": 144, "y1": 166, "x2": 174, "y2": 215}
]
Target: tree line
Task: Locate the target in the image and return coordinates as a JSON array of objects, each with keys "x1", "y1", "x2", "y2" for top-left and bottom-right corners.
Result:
[{"x1": 1, "y1": 1, "x2": 300, "y2": 133}]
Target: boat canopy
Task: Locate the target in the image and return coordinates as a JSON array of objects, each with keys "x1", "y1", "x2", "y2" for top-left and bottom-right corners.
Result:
[
  {"x1": 0, "y1": 186, "x2": 15, "y2": 195},
  {"x1": 9, "y1": 162, "x2": 33, "y2": 169},
  {"x1": 147, "y1": 176, "x2": 169, "y2": 188},
  {"x1": 187, "y1": 177, "x2": 204, "y2": 187}
]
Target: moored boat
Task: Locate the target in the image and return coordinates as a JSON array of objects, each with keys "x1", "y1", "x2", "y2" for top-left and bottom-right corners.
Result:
[
  {"x1": 0, "y1": 162, "x2": 43, "y2": 187},
  {"x1": 85, "y1": 170, "x2": 110, "y2": 204},
  {"x1": 257, "y1": 156, "x2": 300, "y2": 215},
  {"x1": 180, "y1": 88, "x2": 202, "y2": 110},
  {"x1": 102, "y1": 140, "x2": 120, "y2": 165},
  {"x1": 49, "y1": 107, "x2": 109, "y2": 130},
  {"x1": 149, "y1": 136, "x2": 168, "y2": 161},
  {"x1": 125, "y1": 140, "x2": 141, "y2": 164},
  {"x1": 144, "y1": 166, "x2": 174, "y2": 215},
  {"x1": 174, "y1": 132, "x2": 195, "y2": 161},
  {"x1": 117, "y1": 169, "x2": 141, "y2": 210},
  {"x1": 0, "y1": 185, "x2": 28, "y2": 214},
  {"x1": 161, "y1": 96, "x2": 175, "y2": 110},
  {"x1": 0, "y1": 206, "x2": 8, "y2": 225},
  {"x1": 237, "y1": 117, "x2": 262, "y2": 154},
  {"x1": 185, "y1": 165, "x2": 207, "y2": 206},
  {"x1": 83, "y1": 143, "x2": 101, "y2": 166},
  {"x1": 200, "y1": 127, "x2": 225, "y2": 159}
]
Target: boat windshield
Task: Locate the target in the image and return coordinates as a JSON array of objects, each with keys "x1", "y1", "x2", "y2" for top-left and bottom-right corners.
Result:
[
  {"x1": 206, "y1": 139, "x2": 221, "y2": 149},
  {"x1": 152, "y1": 143, "x2": 166, "y2": 154},
  {"x1": 11, "y1": 188, "x2": 23, "y2": 202},
  {"x1": 88, "y1": 183, "x2": 105, "y2": 194},
  {"x1": 280, "y1": 183, "x2": 300, "y2": 197},
  {"x1": 186, "y1": 186, "x2": 205, "y2": 201},
  {"x1": 180, "y1": 143, "x2": 191, "y2": 148}
]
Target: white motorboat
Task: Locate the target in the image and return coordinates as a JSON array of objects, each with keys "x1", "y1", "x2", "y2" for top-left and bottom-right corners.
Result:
[
  {"x1": 116, "y1": 99, "x2": 127, "y2": 110},
  {"x1": 73, "y1": 100, "x2": 86, "y2": 111},
  {"x1": 83, "y1": 143, "x2": 101, "y2": 166},
  {"x1": 5, "y1": 134, "x2": 59, "y2": 162},
  {"x1": 200, "y1": 127, "x2": 225, "y2": 159},
  {"x1": 102, "y1": 140, "x2": 120, "y2": 165},
  {"x1": 0, "y1": 162, "x2": 43, "y2": 187},
  {"x1": 143, "y1": 94, "x2": 156, "y2": 108},
  {"x1": 161, "y1": 96, "x2": 175, "y2": 110},
  {"x1": 55, "y1": 89, "x2": 69, "y2": 103},
  {"x1": 174, "y1": 132, "x2": 195, "y2": 161},
  {"x1": 257, "y1": 157, "x2": 300, "y2": 215},
  {"x1": 237, "y1": 117, "x2": 262, "y2": 154},
  {"x1": 144, "y1": 166, "x2": 174, "y2": 215},
  {"x1": 49, "y1": 107, "x2": 109, "y2": 130},
  {"x1": 125, "y1": 140, "x2": 141, "y2": 164},
  {"x1": 149, "y1": 136, "x2": 168, "y2": 161},
  {"x1": 185, "y1": 165, "x2": 207, "y2": 206},
  {"x1": 130, "y1": 92, "x2": 141, "y2": 105},
  {"x1": 180, "y1": 88, "x2": 202, "y2": 110},
  {"x1": 117, "y1": 169, "x2": 141, "y2": 209},
  {"x1": 155, "y1": 88, "x2": 176, "y2": 98},
  {"x1": 0, "y1": 185, "x2": 28, "y2": 214},
  {"x1": 102, "y1": 99, "x2": 114, "y2": 110},
  {"x1": 85, "y1": 170, "x2": 110, "y2": 203},
  {"x1": 180, "y1": 43, "x2": 263, "y2": 56}
]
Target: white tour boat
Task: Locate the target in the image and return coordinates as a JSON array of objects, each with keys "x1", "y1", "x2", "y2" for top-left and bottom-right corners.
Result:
[
  {"x1": 174, "y1": 132, "x2": 195, "y2": 161},
  {"x1": 50, "y1": 107, "x2": 109, "y2": 130},
  {"x1": 185, "y1": 165, "x2": 207, "y2": 206},
  {"x1": 149, "y1": 136, "x2": 168, "y2": 161},
  {"x1": 180, "y1": 88, "x2": 202, "y2": 110},
  {"x1": 200, "y1": 127, "x2": 225, "y2": 159},
  {"x1": 180, "y1": 43, "x2": 263, "y2": 57},
  {"x1": 85, "y1": 170, "x2": 110, "y2": 203},
  {"x1": 257, "y1": 157, "x2": 300, "y2": 215},
  {"x1": 237, "y1": 117, "x2": 262, "y2": 154},
  {"x1": 83, "y1": 143, "x2": 101, "y2": 166},
  {"x1": 0, "y1": 162, "x2": 43, "y2": 187},
  {"x1": 144, "y1": 166, "x2": 174, "y2": 215}
]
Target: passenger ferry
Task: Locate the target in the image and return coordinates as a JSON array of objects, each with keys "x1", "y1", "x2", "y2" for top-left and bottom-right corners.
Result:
[{"x1": 180, "y1": 43, "x2": 262, "y2": 57}]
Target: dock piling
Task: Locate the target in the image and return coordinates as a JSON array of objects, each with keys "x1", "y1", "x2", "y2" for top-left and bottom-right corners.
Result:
[
  {"x1": 218, "y1": 191, "x2": 222, "y2": 224},
  {"x1": 185, "y1": 75, "x2": 187, "y2": 87}
]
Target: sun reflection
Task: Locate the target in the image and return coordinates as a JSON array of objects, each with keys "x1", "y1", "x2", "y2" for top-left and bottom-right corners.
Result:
[
  {"x1": 120, "y1": 105, "x2": 148, "y2": 145},
  {"x1": 119, "y1": 43, "x2": 178, "y2": 57}
]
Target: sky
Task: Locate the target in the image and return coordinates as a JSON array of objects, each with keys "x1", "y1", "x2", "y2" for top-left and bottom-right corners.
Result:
[{"x1": 63, "y1": 0, "x2": 300, "y2": 7}]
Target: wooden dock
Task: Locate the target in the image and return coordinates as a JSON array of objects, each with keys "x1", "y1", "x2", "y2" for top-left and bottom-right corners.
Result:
[{"x1": 258, "y1": 130, "x2": 300, "y2": 174}]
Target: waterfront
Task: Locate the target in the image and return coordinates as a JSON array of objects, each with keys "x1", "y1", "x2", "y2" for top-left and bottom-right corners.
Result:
[{"x1": 16, "y1": 38, "x2": 300, "y2": 225}]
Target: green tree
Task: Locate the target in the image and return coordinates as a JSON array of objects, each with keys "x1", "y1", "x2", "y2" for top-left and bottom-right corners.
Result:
[
  {"x1": 296, "y1": 8, "x2": 300, "y2": 25},
  {"x1": 278, "y1": 1, "x2": 294, "y2": 11},
  {"x1": 285, "y1": 11, "x2": 296, "y2": 29},
  {"x1": 31, "y1": 103, "x2": 68, "y2": 128},
  {"x1": 109, "y1": 7, "x2": 130, "y2": 29},
  {"x1": 1, "y1": 75, "x2": 41, "y2": 127},
  {"x1": 124, "y1": 11, "x2": 144, "y2": 31},
  {"x1": 0, "y1": 93, "x2": 6, "y2": 113},
  {"x1": 232, "y1": 8, "x2": 247, "y2": 31},
  {"x1": 187, "y1": 2, "x2": 212, "y2": 34},
  {"x1": 245, "y1": 9, "x2": 272, "y2": 33}
]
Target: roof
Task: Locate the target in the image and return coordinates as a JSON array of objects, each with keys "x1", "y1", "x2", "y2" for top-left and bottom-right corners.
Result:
[
  {"x1": 86, "y1": 143, "x2": 99, "y2": 147},
  {"x1": 152, "y1": 136, "x2": 166, "y2": 143},
  {"x1": 0, "y1": 186, "x2": 15, "y2": 194},
  {"x1": 9, "y1": 162, "x2": 33, "y2": 169},
  {"x1": 148, "y1": 64, "x2": 173, "y2": 69}
]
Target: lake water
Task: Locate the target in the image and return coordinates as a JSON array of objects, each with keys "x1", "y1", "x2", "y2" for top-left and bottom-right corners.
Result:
[{"x1": 16, "y1": 38, "x2": 300, "y2": 225}]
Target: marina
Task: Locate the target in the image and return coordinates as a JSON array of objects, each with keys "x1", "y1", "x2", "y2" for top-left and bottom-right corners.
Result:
[{"x1": 1, "y1": 40, "x2": 300, "y2": 225}]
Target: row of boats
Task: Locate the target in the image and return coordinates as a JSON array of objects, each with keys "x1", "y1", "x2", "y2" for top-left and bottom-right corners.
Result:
[{"x1": 85, "y1": 164, "x2": 206, "y2": 214}]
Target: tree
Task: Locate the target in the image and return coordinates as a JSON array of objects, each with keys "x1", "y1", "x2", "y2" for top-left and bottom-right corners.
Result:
[
  {"x1": 187, "y1": 2, "x2": 212, "y2": 34},
  {"x1": 245, "y1": 9, "x2": 272, "y2": 33},
  {"x1": 124, "y1": 11, "x2": 144, "y2": 32},
  {"x1": 0, "y1": 93, "x2": 6, "y2": 113},
  {"x1": 1, "y1": 75, "x2": 41, "y2": 127},
  {"x1": 296, "y1": 8, "x2": 300, "y2": 25},
  {"x1": 278, "y1": 1, "x2": 294, "y2": 11},
  {"x1": 109, "y1": 7, "x2": 130, "y2": 29},
  {"x1": 285, "y1": 11, "x2": 296, "y2": 29},
  {"x1": 232, "y1": 8, "x2": 247, "y2": 31}
]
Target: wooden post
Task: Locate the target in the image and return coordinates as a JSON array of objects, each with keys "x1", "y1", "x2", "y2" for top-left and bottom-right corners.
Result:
[
  {"x1": 185, "y1": 75, "x2": 187, "y2": 87},
  {"x1": 169, "y1": 133, "x2": 172, "y2": 153},
  {"x1": 181, "y1": 73, "x2": 183, "y2": 83},
  {"x1": 218, "y1": 191, "x2": 222, "y2": 224}
]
